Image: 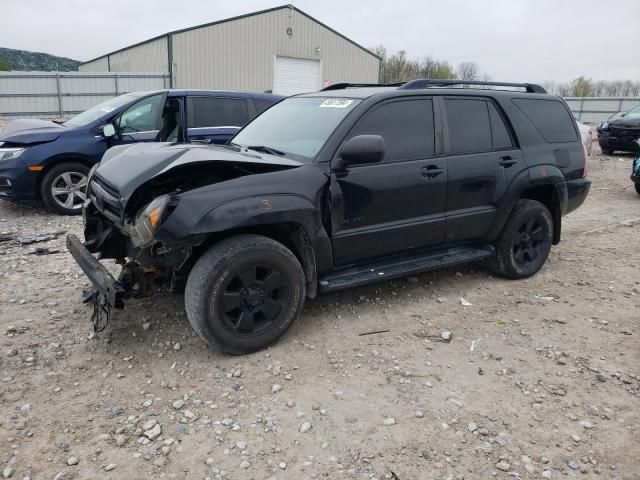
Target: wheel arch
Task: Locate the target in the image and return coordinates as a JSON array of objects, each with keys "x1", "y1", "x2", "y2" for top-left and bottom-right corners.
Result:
[
  {"x1": 185, "y1": 222, "x2": 321, "y2": 299},
  {"x1": 518, "y1": 184, "x2": 562, "y2": 244},
  {"x1": 486, "y1": 166, "x2": 567, "y2": 245}
]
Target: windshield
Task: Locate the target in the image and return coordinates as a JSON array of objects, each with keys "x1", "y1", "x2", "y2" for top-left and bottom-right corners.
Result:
[
  {"x1": 63, "y1": 93, "x2": 142, "y2": 128},
  {"x1": 626, "y1": 106, "x2": 640, "y2": 118},
  {"x1": 231, "y1": 97, "x2": 361, "y2": 161}
]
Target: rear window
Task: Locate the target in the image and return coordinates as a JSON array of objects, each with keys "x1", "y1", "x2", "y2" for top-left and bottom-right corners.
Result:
[
  {"x1": 512, "y1": 98, "x2": 578, "y2": 143},
  {"x1": 187, "y1": 97, "x2": 249, "y2": 128},
  {"x1": 254, "y1": 99, "x2": 276, "y2": 114}
]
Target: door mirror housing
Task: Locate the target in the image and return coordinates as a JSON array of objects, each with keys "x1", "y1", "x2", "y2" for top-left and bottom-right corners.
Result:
[
  {"x1": 336, "y1": 135, "x2": 386, "y2": 168},
  {"x1": 102, "y1": 123, "x2": 116, "y2": 138}
]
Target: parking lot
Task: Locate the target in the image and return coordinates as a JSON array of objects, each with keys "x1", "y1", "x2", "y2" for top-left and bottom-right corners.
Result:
[{"x1": 0, "y1": 143, "x2": 638, "y2": 479}]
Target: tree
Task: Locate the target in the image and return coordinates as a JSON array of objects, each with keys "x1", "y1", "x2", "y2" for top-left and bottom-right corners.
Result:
[
  {"x1": 456, "y1": 62, "x2": 480, "y2": 81},
  {"x1": 372, "y1": 46, "x2": 462, "y2": 83},
  {"x1": 0, "y1": 59, "x2": 11, "y2": 71},
  {"x1": 570, "y1": 76, "x2": 594, "y2": 97}
]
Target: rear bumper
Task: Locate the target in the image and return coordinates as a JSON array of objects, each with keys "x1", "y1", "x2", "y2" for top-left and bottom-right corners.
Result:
[
  {"x1": 565, "y1": 178, "x2": 591, "y2": 215},
  {"x1": 66, "y1": 233, "x2": 123, "y2": 308}
]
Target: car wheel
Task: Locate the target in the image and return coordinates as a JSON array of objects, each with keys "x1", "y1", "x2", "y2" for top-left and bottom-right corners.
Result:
[
  {"x1": 40, "y1": 162, "x2": 90, "y2": 215},
  {"x1": 488, "y1": 199, "x2": 553, "y2": 279},
  {"x1": 635, "y1": 183, "x2": 640, "y2": 196},
  {"x1": 601, "y1": 147, "x2": 614, "y2": 155},
  {"x1": 185, "y1": 234, "x2": 306, "y2": 354}
]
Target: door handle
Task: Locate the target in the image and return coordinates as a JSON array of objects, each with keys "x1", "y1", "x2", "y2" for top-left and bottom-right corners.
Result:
[
  {"x1": 499, "y1": 156, "x2": 518, "y2": 167},
  {"x1": 191, "y1": 137, "x2": 212, "y2": 144},
  {"x1": 421, "y1": 165, "x2": 445, "y2": 178}
]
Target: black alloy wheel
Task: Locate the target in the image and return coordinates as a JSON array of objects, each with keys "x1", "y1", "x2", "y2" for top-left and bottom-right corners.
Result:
[
  {"x1": 487, "y1": 199, "x2": 553, "y2": 279},
  {"x1": 185, "y1": 234, "x2": 306, "y2": 354},
  {"x1": 512, "y1": 217, "x2": 546, "y2": 269},
  {"x1": 219, "y1": 264, "x2": 289, "y2": 336}
]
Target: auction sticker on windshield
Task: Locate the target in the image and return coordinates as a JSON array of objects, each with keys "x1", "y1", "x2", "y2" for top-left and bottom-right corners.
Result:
[{"x1": 320, "y1": 99, "x2": 354, "y2": 108}]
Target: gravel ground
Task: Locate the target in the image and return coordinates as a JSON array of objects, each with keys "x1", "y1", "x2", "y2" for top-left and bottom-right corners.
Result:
[{"x1": 0, "y1": 144, "x2": 638, "y2": 480}]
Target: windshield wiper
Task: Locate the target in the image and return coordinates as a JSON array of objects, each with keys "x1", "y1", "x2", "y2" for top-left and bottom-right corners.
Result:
[{"x1": 246, "y1": 145, "x2": 286, "y2": 156}]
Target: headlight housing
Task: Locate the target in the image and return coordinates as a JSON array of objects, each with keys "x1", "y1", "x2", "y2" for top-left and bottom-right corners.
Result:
[
  {"x1": 0, "y1": 148, "x2": 25, "y2": 162},
  {"x1": 600, "y1": 121, "x2": 609, "y2": 130},
  {"x1": 129, "y1": 195, "x2": 175, "y2": 247}
]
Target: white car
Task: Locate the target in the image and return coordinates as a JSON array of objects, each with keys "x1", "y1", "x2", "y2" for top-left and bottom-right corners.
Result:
[{"x1": 575, "y1": 120, "x2": 593, "y2": 156}]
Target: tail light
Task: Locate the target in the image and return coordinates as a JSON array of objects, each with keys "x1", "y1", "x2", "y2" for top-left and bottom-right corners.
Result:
[{"x1": 582, "y1": 143, "x2": 589, "y2": 178}]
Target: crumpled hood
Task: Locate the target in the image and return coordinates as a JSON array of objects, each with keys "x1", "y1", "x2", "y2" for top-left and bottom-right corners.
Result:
[
  {"x1": 95, "y1": 142, "x2": 303, "y2": 200},
  {"x1": 0, "y1": 118, "x2": 66, "y2": 144}
]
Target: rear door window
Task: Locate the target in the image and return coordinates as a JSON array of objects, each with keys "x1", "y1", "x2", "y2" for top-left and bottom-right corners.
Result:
[
  {"x1": 512, "y1": 98, "x2": 578, "y2": 143},
  {"x1": 349, "y1": 99, "x2": 435, "y2": 162},
  {"x1": 445, "y1": 98, "x2": 492, "y2": 154},
  {"x1": 488, "y1": 102, "x2": 514, "y2": 150},
  {"x1": 253, "y1": 99, "x2": 277, "y2": 115},
  {"x1": 187, "y1": 97, "x2": 249, "y2": 128}
]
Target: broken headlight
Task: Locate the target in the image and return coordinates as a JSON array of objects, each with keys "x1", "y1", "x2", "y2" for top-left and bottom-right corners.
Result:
[{"x1": 129, "y1": 195, "x2": 175, "y2": 247}]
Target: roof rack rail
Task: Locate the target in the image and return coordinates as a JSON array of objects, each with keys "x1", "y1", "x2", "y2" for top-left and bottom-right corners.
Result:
[
  {"x1": 321, "y1": 82, "x2": 404, "y2": 91},
  {"x1": 399, "y1": 79, "x2": 547, "y2": 93}
]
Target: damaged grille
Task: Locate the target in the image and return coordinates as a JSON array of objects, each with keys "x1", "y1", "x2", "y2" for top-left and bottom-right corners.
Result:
[
  {"x1": 608, "y1": 125, "x2": 640, "y2": 141},
  {"x1": 88, "y1": 175, "x2": 124, "y2": 223}
]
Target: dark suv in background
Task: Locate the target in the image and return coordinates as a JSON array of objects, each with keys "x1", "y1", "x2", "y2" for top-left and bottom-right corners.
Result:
[
  {"x1": 596, "y1": 105, "x2": 640, "y2": 155},
  {"x1": 67, "y1": 80, "x2": 590, "y2": 354},
  {"x1": 0, "y1": 89, "x2": 282, "y2": 214}
]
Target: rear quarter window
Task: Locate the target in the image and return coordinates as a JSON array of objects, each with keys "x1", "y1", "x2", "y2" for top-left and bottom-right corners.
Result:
[{"x1": 512, "y1": 98, "x2": 578, "y2": 143}]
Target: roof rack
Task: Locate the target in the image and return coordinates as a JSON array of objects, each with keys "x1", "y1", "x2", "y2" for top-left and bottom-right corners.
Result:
[
  {"x1": 321, "y1": 82, "x2": 404, "y2": 91},
  {"x1": 399, "y1": 79, "x2": 547, "y2": 93},
  {"x1": 322, "y1": 79, "x2": 547, "y2": 94}
]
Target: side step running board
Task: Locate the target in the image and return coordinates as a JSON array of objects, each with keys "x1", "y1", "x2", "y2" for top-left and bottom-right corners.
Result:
[{"x1": 318, "y1": 245, "x2": 494, "y2": 294}]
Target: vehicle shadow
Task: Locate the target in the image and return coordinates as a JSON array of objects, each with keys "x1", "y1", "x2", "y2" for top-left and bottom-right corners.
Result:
[
  {"x1": 93, "y1": 261, "x2": 491, "y2": 357},
  {"x1": 0, "y1": 199, "x2": 52, "y2": 218}
]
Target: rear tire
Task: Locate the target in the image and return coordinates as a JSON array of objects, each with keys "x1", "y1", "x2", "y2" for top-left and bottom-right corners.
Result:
[
  {"x1": 488, "y1": 199, "x2": 553, "y2": 279},
  {"x1": 40, "y1": 162, "x2": 90, "y2": 215},
  {"x1": 635, "y1": 183, "x2": 640, "y2": 196},
  {"x1": 185, "y1": 235, "x2": 306, "y2": 354}
]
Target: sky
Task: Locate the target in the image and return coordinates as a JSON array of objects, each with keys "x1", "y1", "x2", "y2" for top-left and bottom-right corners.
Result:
[{"x1": 1, "y1": 0, "x2": 639, "y2": 83}]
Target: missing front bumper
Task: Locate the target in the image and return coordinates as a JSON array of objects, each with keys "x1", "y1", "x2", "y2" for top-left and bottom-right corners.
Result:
[{"x1": 67, "y1": 234, "x2": 125, "y2": 333}]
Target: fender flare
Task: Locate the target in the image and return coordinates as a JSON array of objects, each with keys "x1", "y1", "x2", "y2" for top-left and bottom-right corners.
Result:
[
  {"x1": 485, "y1": 165, "x2": 567, "y2": 244},
  {"x1": 189, "y1": 194, "x2": 333, "y2": 289}
]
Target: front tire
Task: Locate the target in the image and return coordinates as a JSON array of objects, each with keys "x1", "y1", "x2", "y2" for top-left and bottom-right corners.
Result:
[
  {"x1": 185, "y1": 235, "x2": 306, "y2": 354},
  {"x1": 488, "y1": 199, "x2": 553, "y2": 279},
  {"x1": 40, "y1": 162, "x2": 90, "y2": 215},
  {"x1": 635, "y1": 183, "x2": 640, "y2": 196},
  {"x1": 601, "y1": 147, "x2": 614, "y2": 155}
]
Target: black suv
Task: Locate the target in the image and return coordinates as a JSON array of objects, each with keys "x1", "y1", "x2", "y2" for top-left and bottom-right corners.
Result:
[{"x1": 67, "y1": 80, "x2": 591, "y2": 354}]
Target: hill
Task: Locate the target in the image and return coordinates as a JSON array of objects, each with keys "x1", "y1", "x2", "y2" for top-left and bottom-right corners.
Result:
[{"x1": 0, "y1": 47, "x2": 80, "y2": 72}]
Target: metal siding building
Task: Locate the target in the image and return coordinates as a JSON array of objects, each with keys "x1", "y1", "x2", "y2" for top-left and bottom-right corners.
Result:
[{"x1": 78, "y1": 5, "x2": 380, "y2": 94}]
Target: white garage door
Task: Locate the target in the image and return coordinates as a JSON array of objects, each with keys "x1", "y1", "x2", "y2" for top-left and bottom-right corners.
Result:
[{"x1": 273, "y1": 57, "x2": 321, "y2": 96}]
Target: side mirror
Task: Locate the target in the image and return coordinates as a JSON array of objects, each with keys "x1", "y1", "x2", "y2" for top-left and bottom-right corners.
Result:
[
  {"x1": 102, "y1": 124, "x2": 116, "y2": 138},
  {"x1": 335, "y1": 135, "x2": 386, "y2": 168}
]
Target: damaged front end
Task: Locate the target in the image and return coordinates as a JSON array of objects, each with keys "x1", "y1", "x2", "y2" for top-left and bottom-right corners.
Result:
[
  {"x1": 69, "y1": 195, "x2": 201, "y2": 333},
  {"x1": 68, "y1": 143, "x2": 303, "y2": 333}
]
